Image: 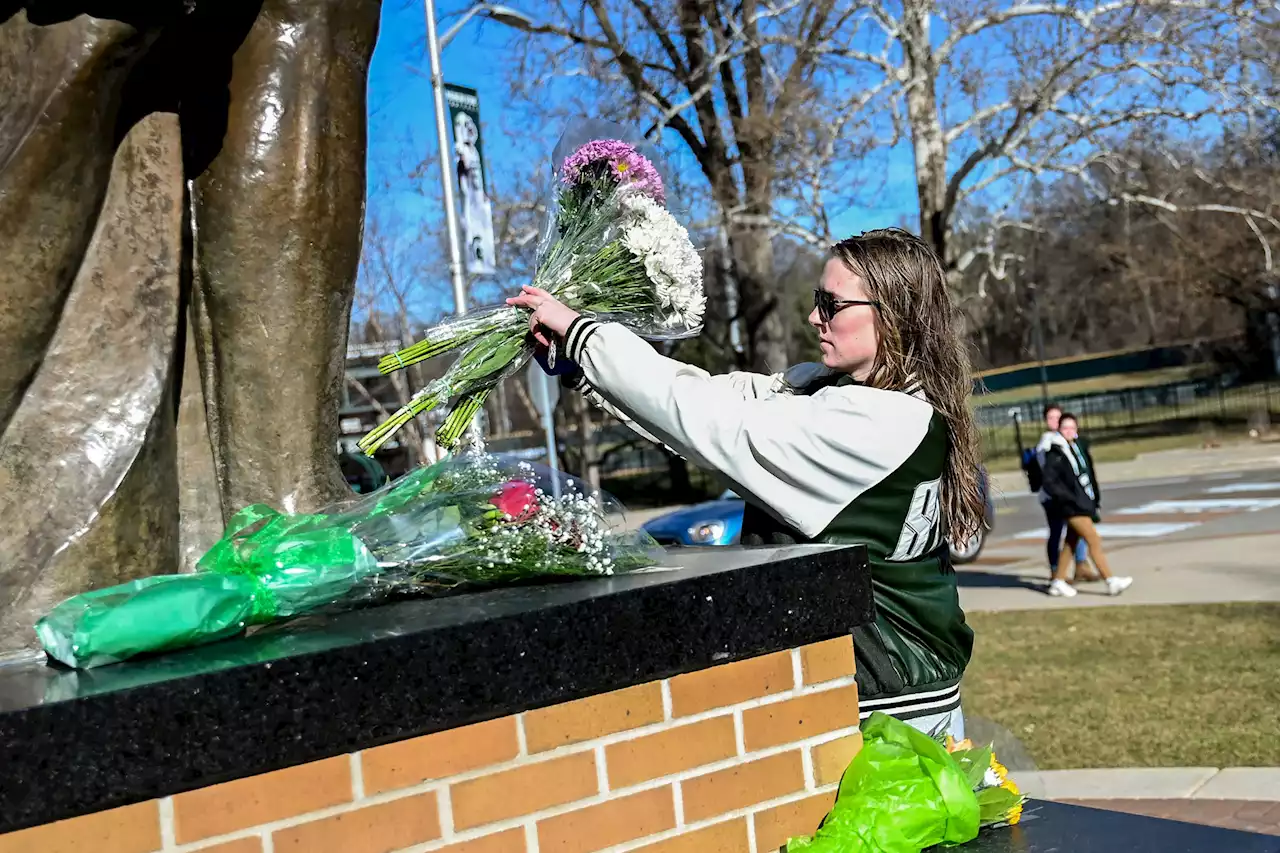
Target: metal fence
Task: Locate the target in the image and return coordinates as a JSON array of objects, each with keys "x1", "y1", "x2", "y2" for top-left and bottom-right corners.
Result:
[{"x1": 975, "y1": 374, "x2": 1280, "y2": 460}]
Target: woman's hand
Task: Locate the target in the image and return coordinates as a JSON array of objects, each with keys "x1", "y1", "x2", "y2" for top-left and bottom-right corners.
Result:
[{"x1": 506, "y1": 285, "x2": 580, "y2": 348}]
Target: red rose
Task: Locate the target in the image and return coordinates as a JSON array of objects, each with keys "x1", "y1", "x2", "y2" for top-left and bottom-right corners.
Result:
[{"x1": 490, "y1": 480, "x2": 538, "y2": 521}]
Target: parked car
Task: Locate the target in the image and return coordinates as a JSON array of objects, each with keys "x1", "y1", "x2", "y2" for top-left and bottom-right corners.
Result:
[{"x1": 642, "y1": 467, "x2": 995, "y2": 564}]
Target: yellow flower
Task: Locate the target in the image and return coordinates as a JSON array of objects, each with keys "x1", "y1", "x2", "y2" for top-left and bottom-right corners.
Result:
[
  {"x1": 1005, "y1": 801, "x2": 1023, "y2": 825},
  {"x1": 1002, "y1": 777, "x2": 1021, "y2": 797},
  {"x1": 989, "y1": 753, "x2": 1009, "y2": 783}
]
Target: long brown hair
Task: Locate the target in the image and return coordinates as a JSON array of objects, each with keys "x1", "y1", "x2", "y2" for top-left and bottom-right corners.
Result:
[{"x1": 830, "y1": 229, "x2": 986, "y2": 542}]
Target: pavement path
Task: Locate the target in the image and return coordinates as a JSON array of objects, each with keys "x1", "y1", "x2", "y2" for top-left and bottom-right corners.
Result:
[
  {"x1": 1018, "y1": 768, "x2": 1280, "y2": 837},
  {"x1": 963, "y1": 462, "x2": 1280, "y2": 612}
]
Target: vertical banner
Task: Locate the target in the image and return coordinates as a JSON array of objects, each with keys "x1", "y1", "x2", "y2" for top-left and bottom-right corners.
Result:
[{"x1": 445, "y1": 83, "x2": 496, "y2": 276}]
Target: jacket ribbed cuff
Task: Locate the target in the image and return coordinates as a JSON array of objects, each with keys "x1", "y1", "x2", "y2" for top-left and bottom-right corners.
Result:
[{"x1": 565, "y1": 316, "x2": 602, "y2": 363}]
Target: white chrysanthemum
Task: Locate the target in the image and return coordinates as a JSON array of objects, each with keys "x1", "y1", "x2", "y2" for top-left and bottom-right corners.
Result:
[{"x1": 619, "y1": 194, "x2": 705, "y2": 331}]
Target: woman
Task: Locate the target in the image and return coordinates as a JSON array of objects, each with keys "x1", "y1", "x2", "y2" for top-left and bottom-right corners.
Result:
[
  {"x1": 1041, "y1": 413, "x2": 1133, "y2": 598},
  {"x1": 1035, "y1": 403, "x2": 1096, "y2": 582},
  {"x1": 510, "y1": 228, "x2": 984, "y2": 739}
]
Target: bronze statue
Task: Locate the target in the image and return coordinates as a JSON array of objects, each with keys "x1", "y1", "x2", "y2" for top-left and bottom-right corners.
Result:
[{"x1": 0, "y1": 1, "x2": 382, "y2": 651}]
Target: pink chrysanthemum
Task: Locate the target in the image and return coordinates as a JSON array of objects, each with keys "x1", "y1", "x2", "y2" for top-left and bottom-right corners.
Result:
[{"x1": 560, "y1": 138, "x2": 665, "y2": 203}]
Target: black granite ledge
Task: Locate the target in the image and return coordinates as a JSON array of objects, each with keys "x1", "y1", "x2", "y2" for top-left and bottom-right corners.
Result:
[
  {"x1": 944, "y1": 800, "x2": 1280, "y2": 852},
  {"x1": 0, "y1": 544, "x2": 871, "y2": 835}
]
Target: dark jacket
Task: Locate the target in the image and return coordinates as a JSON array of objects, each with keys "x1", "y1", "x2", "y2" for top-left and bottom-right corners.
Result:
[{"x1": 1041, "y1": 435, "x2": 1100, "y2": 519}]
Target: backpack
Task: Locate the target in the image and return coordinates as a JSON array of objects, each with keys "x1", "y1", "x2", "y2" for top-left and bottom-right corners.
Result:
[{"x1": 1021, "y1": 448, "x2": 1043, "y2": 493}]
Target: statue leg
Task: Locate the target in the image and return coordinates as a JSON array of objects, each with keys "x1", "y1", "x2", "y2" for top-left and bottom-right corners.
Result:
[
  {"x1": 0, "y1": 109, "x2": 185, "y2": 651},
  {"x1": 0, "y1": 14, "x2": 187, "y2": 651},
  {"x1": 0, "y1": 12, "x2": 151, "y2": 431},
  {"x1": 191, "y1": 0, "x2": 382, "y2": 517}
]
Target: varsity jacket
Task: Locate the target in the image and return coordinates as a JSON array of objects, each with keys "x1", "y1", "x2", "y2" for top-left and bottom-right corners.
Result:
[
  {"x1": 562, "y1": 318, "x2": 973, "y2": 722},
  {"x1": 1040, "y1": 433, "x2": 1101, "y2": 519}
]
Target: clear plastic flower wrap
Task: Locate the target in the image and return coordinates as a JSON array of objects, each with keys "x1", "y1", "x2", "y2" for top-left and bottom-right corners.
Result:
[
  {"x1": 360, "y1": 119, "x2": 706, "y2": 454},
  {"x1": 35, "y1": 451, "x2": 664, "y2": 669}
]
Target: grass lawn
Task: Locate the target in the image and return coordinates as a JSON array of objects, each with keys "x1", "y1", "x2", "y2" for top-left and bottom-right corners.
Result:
[{"x1": 962, "y1": 603, "x2": 1280, "y2": 769}]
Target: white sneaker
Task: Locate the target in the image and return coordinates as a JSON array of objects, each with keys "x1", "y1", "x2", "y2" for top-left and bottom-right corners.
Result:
[
  {"x1": 1106, "y1": 576, "x2": 1134, "y2": 596},
  {"x1": 1048, "y1": 579, "x2": 1077, "y2": 597}
]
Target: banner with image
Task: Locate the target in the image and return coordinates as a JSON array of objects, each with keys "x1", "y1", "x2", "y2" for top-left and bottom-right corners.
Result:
[{"x1": 445, "y1": 83, "x2": 496, "y2": 276}]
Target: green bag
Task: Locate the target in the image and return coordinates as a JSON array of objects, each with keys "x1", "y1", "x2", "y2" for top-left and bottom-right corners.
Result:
[
  {"x1": 785, "y1": 713, "x2": 981, "y2": 853},
  {"x1": 36, "y1": 504, "x2": 377, "y2": 669}
]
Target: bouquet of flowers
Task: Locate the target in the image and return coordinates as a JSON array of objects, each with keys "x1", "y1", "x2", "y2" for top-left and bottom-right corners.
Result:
[
  {"x1": 36, "y1": 451, "x2": 662, "y2": 669},
  {"x1": 783, "y1": 712, "x2": 1025, "y2": 853},
  {"x1": 359, "y1": 123, "x2": 705, "y2": 453}
]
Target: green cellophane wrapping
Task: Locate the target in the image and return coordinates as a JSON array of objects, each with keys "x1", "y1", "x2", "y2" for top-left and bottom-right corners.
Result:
[
  {"x1": 35, "y1": 454, "x2": 660, "y2": 669},
  {"x1": 784, "y1": 712, "x2": 981, "y2": 853},
  {"x1": 35, "y1": 503, "x2": 378, "y2": 669}
]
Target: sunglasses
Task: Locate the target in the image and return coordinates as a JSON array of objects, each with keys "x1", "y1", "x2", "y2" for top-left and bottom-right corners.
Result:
[{"x1": 813, "y1": 289, "x2": 880, "y2": 323}]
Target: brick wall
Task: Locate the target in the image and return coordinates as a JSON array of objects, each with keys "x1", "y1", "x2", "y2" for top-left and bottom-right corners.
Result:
[{"x1": 0, "y1": 637, "x2": 860, "y2": 853}]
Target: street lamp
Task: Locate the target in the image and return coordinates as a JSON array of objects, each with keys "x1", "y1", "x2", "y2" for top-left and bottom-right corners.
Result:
[
  {"x1": 439, "y1": 3, "x2": 534, "y2": 48},
  {"x1": 423, "y1": 1, "x2": 535, "y2": 321}
]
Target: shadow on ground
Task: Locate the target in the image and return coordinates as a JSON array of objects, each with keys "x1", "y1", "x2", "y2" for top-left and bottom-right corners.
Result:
[
  {"x1": 965, "y1": 715, "x2": 1040, "y2": 772},
  {"x1": 957, "y1": 570, "x2": 1044, "y2": 592}
]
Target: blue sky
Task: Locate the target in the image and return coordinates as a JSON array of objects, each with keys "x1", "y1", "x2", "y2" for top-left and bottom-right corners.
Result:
[{"x1": 362, "y1": 0, "x2": 919, "y2": 320}]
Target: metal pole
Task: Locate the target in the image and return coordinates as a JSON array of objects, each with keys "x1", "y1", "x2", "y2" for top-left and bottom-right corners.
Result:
[
  {"x1": 424, "y1": 0, "x2": 468, "y2": 319},
  {"x1": 1030, "y1": 281, "x2": 1050, "y2": 406},
  {"x1": 534, "y1": 373, "x2": 562, "y2": 499}
]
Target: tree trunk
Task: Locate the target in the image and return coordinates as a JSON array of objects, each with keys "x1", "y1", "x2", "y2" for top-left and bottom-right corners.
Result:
[
  {"x1": 728, "y1": 219, "x2": 790, "y2": 372},
  {"x1": 901, "y1": 0, "x2": 949, "y2": 265}
]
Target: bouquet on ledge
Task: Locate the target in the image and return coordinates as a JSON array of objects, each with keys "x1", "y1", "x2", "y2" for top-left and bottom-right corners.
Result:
[
  {"x1": 37, "y1": 451, "x2": 661, "y2": 670},
  {"x1": 359, "y1": 121, "x2": 705, "y2": 454},
  {"x1": 783, "y1": 712, "x2": 1025, "y2": 853}
]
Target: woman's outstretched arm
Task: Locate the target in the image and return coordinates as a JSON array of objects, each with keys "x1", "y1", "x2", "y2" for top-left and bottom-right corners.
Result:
[{"x1": 564, "y1": 318, "x2": 934, "y2": 538}]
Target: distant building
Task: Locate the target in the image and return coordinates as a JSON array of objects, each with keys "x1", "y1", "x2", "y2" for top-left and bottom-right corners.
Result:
[{"x1": 339, "y1": 339, "x2": 445, "y2": 478}]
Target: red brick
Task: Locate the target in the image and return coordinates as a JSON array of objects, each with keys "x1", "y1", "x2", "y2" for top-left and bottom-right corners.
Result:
[
  {"x1": 272, "y1": 792, "x2": 440, "y2": 853},
  {"x1": 668, "y1": 652, "x2": 793, "y2": 716},
  {"x1": 362, "y1": 718, "x2": 519, "y2": 793},
  {"x1": 0, "y1": 802, "x2": 160, "y2": 853},
  {"x1": 753, "y1": 792, "x2": 837, "y2": 852},
  {"x1": 605, "y1": 716, "x2": 738, "y2": 788},
  {"x1": 173, "y1": 757, "x2": 350, "y2": 843},
  {"x1": 741, "y1": 685, "x2": 859, "y2": 750},
  {"x1": 800, "y1": 637, "x2": 855, "y2": 684},
  {"x1": 681, "y1": 752, "x2": 806, "y2": 823},
  {"x1": 524, "y1": 683, "x2": 664, "y2": 753},
  {"x1": 451, "y1": 752, "x2": 598, "y2": 830},
  {"x1": 537, "y1": 787, "x2": 675, "y2": 853}
]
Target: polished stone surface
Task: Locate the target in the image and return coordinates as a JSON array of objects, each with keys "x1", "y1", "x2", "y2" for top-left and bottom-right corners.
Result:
[
  {"x1": 945, "y1": 800, "x2": 1280, "y2": 852},
  {"x1": 0, "y1": 545, "x2": 872, "y2": 834}
]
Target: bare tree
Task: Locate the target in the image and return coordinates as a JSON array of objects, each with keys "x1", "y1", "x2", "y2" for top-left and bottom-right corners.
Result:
[
  {"x1": 908, "y1": 0, "x2": 1279, "y2": 281},
  {"x1": 350, "y1": 212, "x2": 449, "y2": 466},
  {"x1": 499, "y1": 0, "x2": 891, "y2": 371}
]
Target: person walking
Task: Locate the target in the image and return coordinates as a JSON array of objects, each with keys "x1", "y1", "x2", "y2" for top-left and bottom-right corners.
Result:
[
  {"x1": 1041, "y1": 413, "x2": 1133, "y2": 597},
  {"x1": 510, "y1": 228, "x2": 985, "y2": 740},
  {"x1": 1035, "y1": 404, "x2": 1095, "y2": 582}
]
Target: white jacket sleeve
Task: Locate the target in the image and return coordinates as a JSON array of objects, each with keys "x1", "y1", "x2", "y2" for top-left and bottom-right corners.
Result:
[{"x1": 565, "y1": 319, "x2": 935, "y2": 537}]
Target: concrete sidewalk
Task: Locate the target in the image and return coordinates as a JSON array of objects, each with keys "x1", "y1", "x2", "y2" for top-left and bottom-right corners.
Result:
[
  {"x1": 958, "y1": 529, "x2": 1280, "y2": 612},
  {"x1": 1017, "y1": 767, "x2": 1280, "y2": 836},
  {"x1": 988, "y1": 440, "x2": 1280, "y2": 501},
  {"x1": 1018, "y1": 767, "x2": 1280, "y2": 801}
]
